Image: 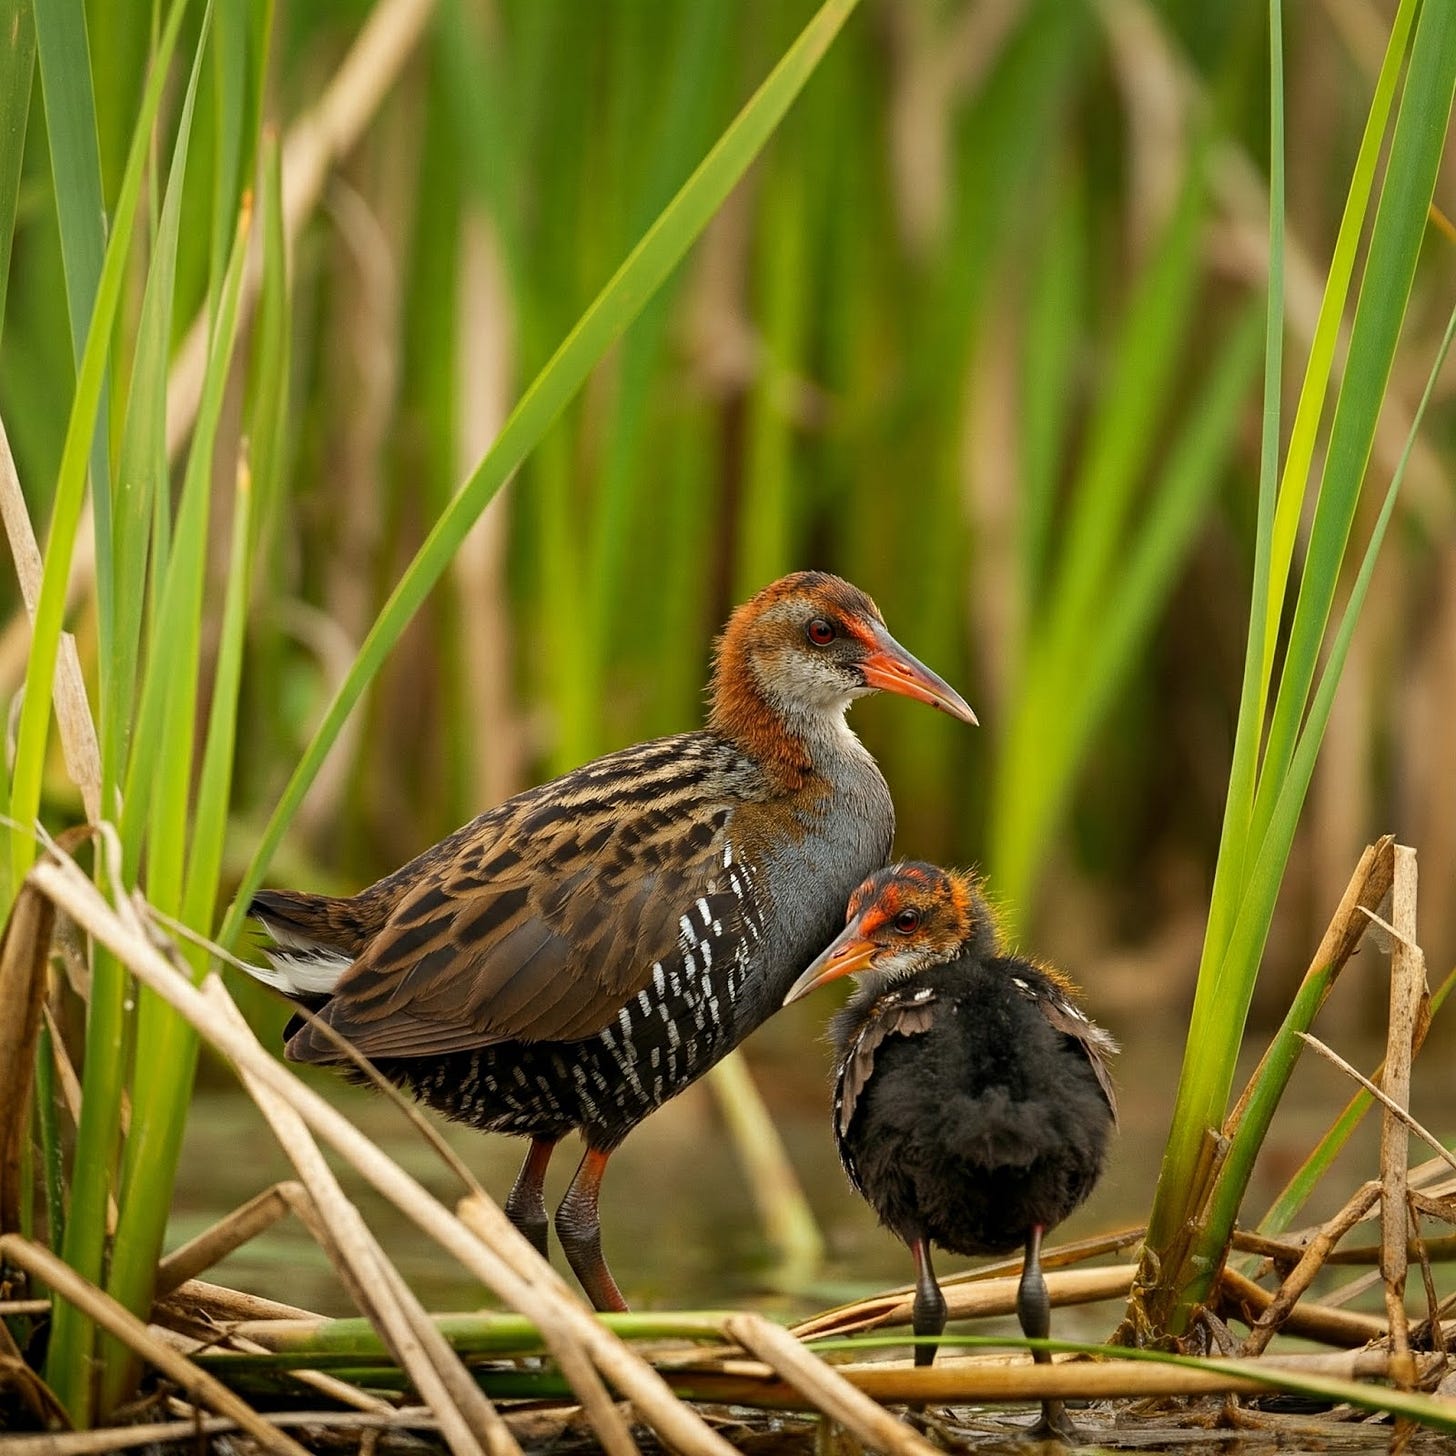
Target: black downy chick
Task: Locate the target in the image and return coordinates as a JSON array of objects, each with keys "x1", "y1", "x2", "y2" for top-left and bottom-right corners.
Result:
[{"x1": 785, "y1": 862, "x2": 1117, "y2": 1441}]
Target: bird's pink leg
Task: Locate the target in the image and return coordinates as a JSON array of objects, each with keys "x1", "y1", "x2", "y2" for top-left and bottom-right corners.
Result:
[
  {"x1": 555, "y1": 1146, "x2": 628, "y2": 1312},
  {"x1": 504, "y1": 1136, "x2": 558, "y2": 1259}
]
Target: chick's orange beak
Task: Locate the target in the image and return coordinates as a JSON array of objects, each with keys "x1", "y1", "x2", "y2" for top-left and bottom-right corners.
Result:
[
  {"x1": 783, "y1": 924, "x2": 879, "y2": 1006},
  {"x1": 859, "y1": 623, "x2": 977, "y2": 725}
]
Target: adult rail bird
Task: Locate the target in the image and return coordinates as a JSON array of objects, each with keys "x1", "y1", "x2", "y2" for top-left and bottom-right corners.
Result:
[
  {"x1": 245, "y1": 572, "x2": 975, "y2": 1311},
  {"x1": 785, "y1": 862, "x2": 1116, "y2": 1440}
]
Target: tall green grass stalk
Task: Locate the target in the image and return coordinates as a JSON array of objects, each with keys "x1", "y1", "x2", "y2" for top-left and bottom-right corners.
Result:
[
  {"x1": 31, "y1": 0, "x2": 113, "y2": 702},
  {"x1": 100, "y1": 189, "x2": 250, "y2": 1417},
  {"x1": 1128, "y1": 0, "x2": 1456, "y2": 1341},
  {"x1": 26, "y1": 3, "x2": 192, "y2": 1421},
  {"x1": 0, "y1": 0, "x2": 34, "y2": 360},
  {"x1": 1198, "y1": 298, "x2": 1456, "y2": 1274}
]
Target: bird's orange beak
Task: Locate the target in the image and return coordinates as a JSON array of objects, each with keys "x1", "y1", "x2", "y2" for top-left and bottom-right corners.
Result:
[
  {"x1": 783, "y1": 923, "x2": 879, "y2": 1006},
  {"x1": 859, "y1": 623, "x2": 977, "y2": 725}
]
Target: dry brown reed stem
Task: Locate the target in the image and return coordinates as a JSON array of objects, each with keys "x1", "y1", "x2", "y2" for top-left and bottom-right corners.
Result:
[
  {"x1": 1325, "y1": 1234, "x2": 1456, "y2": 1267},
  {"x1": 206, "y1": 985, "x2": 522, "y2": 1456},
  {"x1": 1234, "y1": 1226, "x2": 1456, "y2": 1272},
  {"x1": 270, "y1": 999, "x2": 482, "y2": 1196},
  {"x1": 154, "y1": 1183, "x2": 304, "y2": 1295},
  {"x1": 0, "y1": 412, "x2": 102, "y2": 820},
  {"x1": 0, "y1": 1234, "x2": 308, "y2": 1456},
  {"x1": 0, "y1": 873, "x2": 54, "y2": 1234},
  {"x1": 1381, "y1": 846, "x2": 1424, "y2": 1377},
  {"x1": 1297, "y1": 1037, "x2": 1456, "y2": 1181},
  {"x1": 454, "y1": 1194, "x2": 641, "y2": 1456},
  {"x1": 28, "y1": 841, "x2": 735, "y2": 1456},
  {"x1": 1238, "y1": 1181, "x2": 1383, "y2": 1357},
  {"x1": 0, "y1": 1410, "x2": 452, "y2": 1456},
  {"x1": 454, "y1": 208, "x2": 524, "y2": 811},
  {"x1": 789, "y1": 1263, "x2": 1136, "y2": 1341},
  {"x1": 161, "y1": 1279, "x2": 318, "y2": 1324},
  {"x1": 1411, "y1": 1210, "x2": 1447, "y2": 1358},
  {"x1": 669, "y1": 1349, "x2": 1446, "y2": 1408},
  {"x1": 42, "y1": 1005, "x2": 85, "y2": 1127},
  {"x1": 1216, "y1": 1267, "x2": 1387, "y2": 1347},
  {"x1": 723, "y1": 1314, "x2": 939, "y2": 1456}
]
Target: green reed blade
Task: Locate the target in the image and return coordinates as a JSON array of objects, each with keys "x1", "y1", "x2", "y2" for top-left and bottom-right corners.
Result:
[
  {"x1": 1192, "y1": 299, "x2": 1456, "y2": 1265},
  {"x1": 734, "y1": 140, "x2": 809, "y2": 601},
  {"x1": 100, "y1": 187, "x2": 248, "y2": 1417},
  {"x1": 32, "y1": 0, "x2": 114, "y2": 718},
  {"x1": 244, "y1": 132, "x2": 289, "y2": 552},
  {"x1": 1158, "y1": 290, "x2": 1456, "y2": 1333},
  {"x1": 109, "y1": 0, "x2": 210, "y2": 801},
  {"x1": 34, "y1": 1, "x2": 191, "y2": 1421},
  {"x1": 208, "y1": 0, "x2": 249, "y2": 303},
  {"x1": 1248, "y1": 0, "x2": 1456, "y2": 872},
  {"x1": 1260, "y1": 0, "x2": 1419, "y2": 703},
  {"x1": 0, "y1": 0, "x2": 35, "y2": 355},
  {"x1": 1137, "y1": 0, "x2": 1456, "y2": 1339}
]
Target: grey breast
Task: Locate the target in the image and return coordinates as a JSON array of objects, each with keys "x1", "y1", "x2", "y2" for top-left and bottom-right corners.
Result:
[{"x1": 747, "y1": 743, "x2": 895, "y2": 1026}]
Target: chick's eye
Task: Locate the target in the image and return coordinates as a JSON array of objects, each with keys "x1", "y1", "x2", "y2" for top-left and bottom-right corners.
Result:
[
  {"x1": 893, "y1": 908, "x2": 921, "y2": 934},
  {"x1": 805, "y1": 617, "x2": 837, "y2": 646}
]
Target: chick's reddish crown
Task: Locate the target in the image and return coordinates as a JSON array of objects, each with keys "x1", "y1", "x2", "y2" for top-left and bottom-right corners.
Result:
[{"x1": 842, "y1": 861, "x2": 979, "y2": 951}]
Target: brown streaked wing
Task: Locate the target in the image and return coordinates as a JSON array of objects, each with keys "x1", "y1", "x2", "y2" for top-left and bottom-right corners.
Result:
[{"x1": 287, "y1": 740, "x2": 742, "y2": 1061}]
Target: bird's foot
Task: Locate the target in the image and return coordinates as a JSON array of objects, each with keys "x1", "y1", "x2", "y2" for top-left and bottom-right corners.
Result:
[{"x1": 1025, "y1": 1400, "x2": 1082, "y2": 1445}]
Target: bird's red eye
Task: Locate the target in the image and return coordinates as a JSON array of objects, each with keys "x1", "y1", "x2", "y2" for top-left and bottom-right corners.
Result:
[
  {"x1": 893, "y1": 908, "x2": 921, "y2": 934},
  {"x1": 805, "y1": 617, "x2": 837, "y2": 646}
]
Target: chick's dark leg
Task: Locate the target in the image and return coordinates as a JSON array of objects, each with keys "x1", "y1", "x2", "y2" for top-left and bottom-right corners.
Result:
[
  {"x1": 504, "y1": 1136, "x2": 558, "y2": 1259},
  {"x1": 910, "y1": 1237, "x2": 947, "y2": 1368},
  {"x1": 1017, "y1": 1223, "x2": 1078, "y2": 1441},
  {"x1": 556, "y1": 1145, "x2": 628, "y2": 1312}
]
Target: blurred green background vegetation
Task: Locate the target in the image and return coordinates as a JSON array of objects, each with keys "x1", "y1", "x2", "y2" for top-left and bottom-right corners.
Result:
[{"x1": 5, "y1": 0, "x2": 1453, "y2": 1010}]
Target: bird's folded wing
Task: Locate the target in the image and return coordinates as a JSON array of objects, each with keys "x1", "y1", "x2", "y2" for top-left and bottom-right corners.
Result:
[
  {"x1": 1038, "y1": 994, "x2": 1120, "y2": 1126},
  {"x1": 287, "y1": 762, "x2": 745, "y2": 1061},
  {"x1": 833, "y1": 993, "x2": 939, "y2": 1187}
]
